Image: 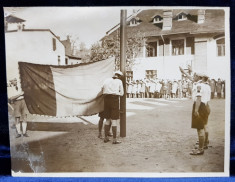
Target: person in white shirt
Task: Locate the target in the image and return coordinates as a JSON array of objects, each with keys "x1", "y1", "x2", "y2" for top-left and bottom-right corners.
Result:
[
  {"x1": 8, "y1": 78, "x2": 29, "y2": 138},
  {"x1": 131, "y1": 80, "x2": 137, "y2": 98},
  {"x1": 155, "y1": 80, "x2": 162, "y2": 98},
  {"x1": 102, "y1": 71, "x2": 124, "y2": 144},
  {"x1": 171, "y1": 80, "x2": 178, "y2": 99},
  {"x1": 140, "y1": 80, "x2": 146, "y2": 98}
]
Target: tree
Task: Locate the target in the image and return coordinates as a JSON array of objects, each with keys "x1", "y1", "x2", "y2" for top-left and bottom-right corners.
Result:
[
  {"x1": 67, "y1": 34, "x2": 79, "y2": 56},
  {"x1": 90, "y1": 30, "x2": 145, "y2": 70},
  {"x1": 75, "y1": 42, "x2": 90, "y2": 63}
]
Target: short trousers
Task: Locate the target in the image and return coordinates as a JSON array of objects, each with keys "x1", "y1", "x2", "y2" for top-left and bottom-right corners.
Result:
[
  {"x1": 13, "y1": 99, "x2": 27, "y2": 121},
  {"x1": 191, "y1": 102, "x2": 209, "y2": 129},
  {"x1": 103, "y1": 94, "x2": 119, "y2": 120}
]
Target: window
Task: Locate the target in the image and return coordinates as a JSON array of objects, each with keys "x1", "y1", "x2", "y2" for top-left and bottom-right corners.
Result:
[
  {"x1": 126, "y1": 71, "x2": 133, "y2": 81},
  {"x1": 153, "y1": 16, "x2": 163, "y2": 23},
  {"x1": 172, "y1": 39, "x2": 184, "y2": 56},
  {"x1": 129, "y1": 17, "x2": 140, "y2": 26},
  {"x1": 130, "y1": 19, "x2": 136, "y2": 25},
  {"x1": 52, "y1": 38, "x2": 56, "y2": 51},
  {"x1": 146, "y1": 42, "x2": 157, "y2": 57},
  {"x1": 178, "y1": 13, "x2": 187, "y2": 21},
  {"x1": 65, "y1": 58, "x2": 68, "y2": 65},
  {"x1": 216, "y1": 38, "x2": 225, "y2": 56},
  {"x1": 146, "y1": 70, "x2": 157, "y2": 79},
  {"x1": 186, "y1": 37, "x2": 195, "y2": 55}
]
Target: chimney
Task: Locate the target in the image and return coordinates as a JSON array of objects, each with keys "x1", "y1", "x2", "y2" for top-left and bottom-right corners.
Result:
[
  {"x1": 197, "y1": 9, "x2": 205, "y2": 24},
  {"x1": 17, "y1": 23, "x2": 23, "y2": 31},
  {"x1": 162, "y1": 10, "x2": 173, "y2": 30}
]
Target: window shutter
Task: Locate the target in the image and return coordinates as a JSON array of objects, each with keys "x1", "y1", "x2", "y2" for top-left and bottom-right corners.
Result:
[
  {"x1": 186, "y1": 37, "x2": 195, "y2": 55},
  {"x1": 52, "y1": 38, "x2": 56, "y2": 51}
]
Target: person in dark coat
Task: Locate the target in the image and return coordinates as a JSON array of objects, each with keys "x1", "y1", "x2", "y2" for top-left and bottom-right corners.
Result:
[{"x1": 190, "y1": 92, "x2": 209, "y2": 155}]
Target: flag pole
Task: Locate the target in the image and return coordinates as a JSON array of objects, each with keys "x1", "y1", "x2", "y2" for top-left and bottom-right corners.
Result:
[{"x1": 120, "y1": 9, "x2": 127, "y2": 137}]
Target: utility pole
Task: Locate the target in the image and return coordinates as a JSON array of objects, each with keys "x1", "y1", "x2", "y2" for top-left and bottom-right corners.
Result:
[{"x1": 120, "y1": 10, "x2": 127, "y2": 137}]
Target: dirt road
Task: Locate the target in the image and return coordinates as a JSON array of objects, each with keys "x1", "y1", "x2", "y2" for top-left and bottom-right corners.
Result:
[{"x1": 9, "y1": 98, "x2": 226, "y2": 174}]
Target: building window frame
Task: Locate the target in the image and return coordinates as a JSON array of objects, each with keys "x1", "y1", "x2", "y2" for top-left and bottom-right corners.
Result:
[
  {"x1": 145, "y1": 70, "x2": 157, "y2": 79},
  {"x1": 129, "y1": 17, "x2": 140, "y2": 27},
  {"x1": 153, "y1": 16, "x2": 163, "y2": 24},
  {"x1": 146, "y1": 41, "x2": 158, "y2": 57},
  {"x1": 216, "y1": 38, "x2": 225, "y2": 57},
  {"x1": 170, "y1": 37, "x2": 186, "y2": 56},
  {"x1": 177, "y1": 13, "x2": 187, "y2": 21}
]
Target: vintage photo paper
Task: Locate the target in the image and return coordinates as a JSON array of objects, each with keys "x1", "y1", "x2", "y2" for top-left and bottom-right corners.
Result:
[{"x1": 4, "y1": 6, "x2": 230, "y2": 177}]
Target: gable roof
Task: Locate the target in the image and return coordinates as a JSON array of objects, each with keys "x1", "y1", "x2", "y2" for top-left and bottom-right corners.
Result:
[
  {"x1": 67, "y1": 55, "x2": 81, "y2": 60},
  {"x1": 5, "y1": 15, "x2": 25, "y2": 23},
  {"x1": 6, "y1": 28, "x2": 63, "y2": 43},
  {"x1": 104, "y1": 9, "x2": 224, "y2": 39}
]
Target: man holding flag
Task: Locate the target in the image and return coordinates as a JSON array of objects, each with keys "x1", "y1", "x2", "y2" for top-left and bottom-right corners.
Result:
[{"x1": 102, "y1": 71, "x2": 124, "y2": 144}]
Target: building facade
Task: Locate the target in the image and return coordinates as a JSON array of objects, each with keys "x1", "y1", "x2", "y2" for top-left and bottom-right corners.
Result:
[
  {"x1": 61, "y1": 36, "x2": 82, "y2": 65},
  {"x1": 104, "y1": 9, "x2": 226, "y2": 80},
  {"x1": 5, "y1": 15, "x2": 66, "y2": 80}
]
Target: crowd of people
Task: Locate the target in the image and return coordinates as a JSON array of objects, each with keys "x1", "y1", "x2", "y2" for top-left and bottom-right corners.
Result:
[{"x1": 126, "y1": 77, "x2": 226, "y2": 100}]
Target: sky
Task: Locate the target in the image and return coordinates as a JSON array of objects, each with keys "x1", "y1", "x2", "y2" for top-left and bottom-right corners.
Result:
[{"x1": 4, "y1": 7, "x2": 135, "y2": 49}]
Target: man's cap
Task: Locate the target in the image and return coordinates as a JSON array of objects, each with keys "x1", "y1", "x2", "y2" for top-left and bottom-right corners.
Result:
[{"x1": 113, "y1": 70, "x2": 123, "y2": 77}]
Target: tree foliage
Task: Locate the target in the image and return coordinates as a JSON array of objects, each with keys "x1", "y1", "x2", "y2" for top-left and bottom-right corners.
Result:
[{"x1": 90, "y1": 30, "x2": 145, "y2": 70}]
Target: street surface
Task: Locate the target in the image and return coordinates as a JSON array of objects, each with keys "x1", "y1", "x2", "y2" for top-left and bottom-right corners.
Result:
[{"x1": 9, "y1": 98, "x2": 225, "y2": 173}]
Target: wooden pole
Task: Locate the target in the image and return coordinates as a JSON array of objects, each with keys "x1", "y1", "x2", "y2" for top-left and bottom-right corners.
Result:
[{"x1": 120, "y1": 10, "x2": 127, "y2": 137}]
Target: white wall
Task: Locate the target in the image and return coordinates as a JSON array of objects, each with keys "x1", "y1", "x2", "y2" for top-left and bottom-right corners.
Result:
[
  {"x1": 207, "y1": 37, "x2": 227, "y2": 80},
  {"x1": 5, "y1": 30, "x2": 65, "y2": 80},
  {"x1": 132, "y1": 35, "x2": 227, "y2": 81},
  {"x1": 7, "y1": 23, "x2": 20, "y2": 31},
  {"x1": 132, "y1": 55, "x2": 194, "y2": 80},
  {"x1": 69, "y1": 58, "x2": 82, "y2": 65}
]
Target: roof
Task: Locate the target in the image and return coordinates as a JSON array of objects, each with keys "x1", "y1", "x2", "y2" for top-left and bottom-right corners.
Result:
[
  {"x1": 6, "y1": 28, "x2": 63, "y2": 43},
  {"x1": 105, "y1": 9, "x2": 224, "y2": 39},
  {"x1": 67, "y1": 55, "x2": 81, "y2": 60},
  {"x1": 5, "y1": 15, "x2": 25, "y2": 23}
]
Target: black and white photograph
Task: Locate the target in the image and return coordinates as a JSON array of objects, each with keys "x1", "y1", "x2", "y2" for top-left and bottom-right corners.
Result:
[{"x1": 4, "y1": 7, "x2": 230, "y2": 177}]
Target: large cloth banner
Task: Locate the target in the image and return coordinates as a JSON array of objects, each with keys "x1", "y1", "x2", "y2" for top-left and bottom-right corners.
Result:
[{"x1": 18, "y1": 57, "x2": 115, "y2": 117}]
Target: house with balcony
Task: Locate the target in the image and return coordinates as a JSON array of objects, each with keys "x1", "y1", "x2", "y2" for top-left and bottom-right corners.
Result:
[
  {"x1": 103, "y1": 9, "x2": 226, "y2": 80},
  {"x1": 5, "y1": 15, "x2": 66, "y2": 80}
]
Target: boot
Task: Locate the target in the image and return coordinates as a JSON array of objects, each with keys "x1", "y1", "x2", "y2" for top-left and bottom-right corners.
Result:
[{"x1": 190, "y1": 136, "x2": 204, "y2": 155}]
